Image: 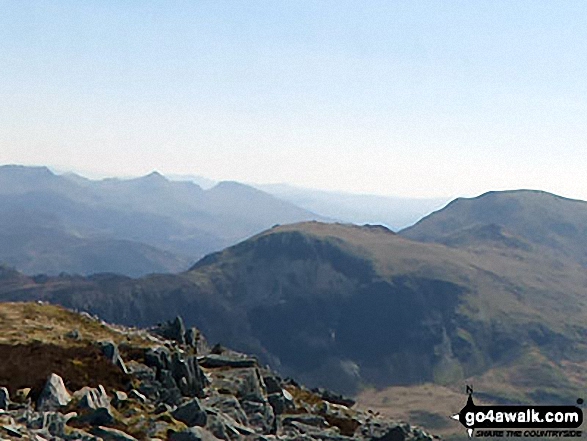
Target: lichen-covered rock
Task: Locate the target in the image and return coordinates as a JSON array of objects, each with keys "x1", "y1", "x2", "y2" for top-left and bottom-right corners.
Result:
[
  {"x1": 172, "y1": 398, "x2": 208, "y2": 427},
  {"x1": 74, "y1": 385, "x2": 110, "y2": 410},
  {"x1": 199, "y1": 355, "x2": 257, "y2": 369},
  {"x1": 0, "y1": 387, "x2": 9, "y2": 410},
  {"x1": 112, "y1": 390, "x2": 128, "y2": 407},
  {"x1": 154, "y1": 316, "x2": 187, "y2": 345},
  {"x1": 37, "y1": 373, "x2": 72, "y2": 411},
  {"x1": 75, "y1": 406, "x2": 116, "y2": 426},
  {"x1": 99, "y1": 340, "x2": 129, "y2": 374},
  {"x1": 204, "y1": 394, "x2": 248, "y2": 426},
  {"x1": 169, "y1": 426, "x2": 220, "y2": 441},
  {"x1": 90, "y1": 426, "x2": 139, "y2": 440},
  {"x1": 171, "y1": 353, "x2": 207, "y2": 398}
]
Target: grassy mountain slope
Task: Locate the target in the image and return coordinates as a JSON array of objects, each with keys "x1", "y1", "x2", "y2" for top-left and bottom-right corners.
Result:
[{"x1": 401, "y1": 190, "x2": 587, "y2": 265}]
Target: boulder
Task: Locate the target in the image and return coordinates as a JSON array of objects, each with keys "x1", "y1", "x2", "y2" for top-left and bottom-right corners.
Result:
[
  {"x1": 169, "y1": 427, "x2": 220, "y2": 441},
  {"x1": 0, "y1": 387, "x2": 9, "y2": 410},
  {"x1": 112, "y1": 391, "x2": 128, "y2": 407},
  {"x1": 198, "y1": 355, "x2": 257, "y2": 369},
  {"x1": 91, "y1": 426, "x2": 139, "y2": 440},
  {"x1": 240, "y1": 397, "x2": 275, "y2": 434},
  {"x1": 154, "y1": 316, "x2": 186, "y2": 345},
  {"x1": 209, "y1": 367, "x2": 265, "y2": 402},
  {"x1": 311, "y1": 387, "x2": 355, "y2": 407},
  {"x1": 144, "y1": 346, "x2": 172, "y2": 371},
  {"x1": 75, "y1": 407, "x2": 116, "y2": 426},
  {"x1": 267, "y1": 392, "x2": 294, "y2": 415},
  {"x1": 204, "y1": 394, "x2": 248, "y2": 425},
  {"x1": 282, "y1": 414, "x2": 328, "y2": 428},
  {"x1": 171, "y1": 398, "x2": 208, "y2": 427},
  {"x1": 262, "y1": 375, "x2": 283, "y2": 395},
  {"x1": 171, "y1": 353, "x2": 207, "y2": 397},
  {"x1": 74, "y1": 385, "x2": 110, "y2": 410},
  {"x1": 99, "y1": 341, "x2": 129, "y2": 374},
  {"x1": 371, "y1": 426, "x2": 407, "y2": 441},
  {"x1": 37, "y1": 373, "x2": 72, "y2": 411},
  {"x1": 128, "y1": 389, "x2": 148, "y2": 403}
]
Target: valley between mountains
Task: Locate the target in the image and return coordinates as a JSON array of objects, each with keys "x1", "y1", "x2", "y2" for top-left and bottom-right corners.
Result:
[{"x1": 1, "y1": 180, "x2": 586, "y2": 439}]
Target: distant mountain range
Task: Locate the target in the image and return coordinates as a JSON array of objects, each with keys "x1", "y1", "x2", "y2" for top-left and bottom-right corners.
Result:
[
  {"x1": 2, "y1": 188, "x2": 586, "y2": 426},
  {"x1": 0, "y1": 165, "x2": 326, "y2": 276}
]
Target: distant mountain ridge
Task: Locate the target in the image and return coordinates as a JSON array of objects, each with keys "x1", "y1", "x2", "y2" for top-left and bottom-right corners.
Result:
[{"x1": 0, "y1": 165, "x2": 326, "y2": 276}]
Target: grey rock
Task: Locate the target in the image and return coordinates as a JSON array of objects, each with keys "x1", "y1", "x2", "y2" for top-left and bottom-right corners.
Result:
[
  {"x1": 0, "y1": 387, "x2": 10, "y2": 410},
  {"x1": 171, "y1": 398, "x2": 208, "y2": 427},
  {"x1": 311, "y1": 387, "x2": 355, "y2": 407},
  {"x1": 185, "y1": 327, "x2": 197, "y2": 348},
  {"x1": 128, "y1": 389, "x2": 147, "y2": 403},
  {"x1": 65, "y1": 329, "x2": 81, "y2": 340},
  {"x1": 63, "y1": 428, "x2": 102, "y2": 440},
  {"x1": 154, "y1": 402, "x2": 172, "y2": 414},
  {"x1": 169, "y1": 427, "x2": 220, "y2": 441},
  {"x1": 154, "y1": 316, "x2": 186, "y2": 345},
  {"x1": 76, "y1": 407, "x2": 115, "y2": 426},
  {"x1": 210, "y1": 368, "x2": 264, "y2": 402},
  {"x1": 1, "y1": 425, "x2": 23, "y2": 438},
  {"x1": 90, "y1": 426, "x2": 139, "y2": 440},
  {"x1": 138, "y1": 382, "x2": 161, "y2": 401},
  {"x1": 267, "y1": 392, "x2": 294, "y2": 415},
  {"x1": 41, "y1": 411, "x2": 69, "y2": 437},
  {"x1": 282, "y1": 414, "x2": 328, "y2": 428},
  {"x1": 199, "y1": 355, "x2": 257, "y2": 369},
  {"x1": 74, "y1": 385, "x2": 110, "y2": 410},
  {"x1": 240, "y1": 397, "x2": 275, "y2": 434},
  {"x1": 205, "y1": 409, "x2": 255, "y2": 440},
  {"x1": 370, "y1": 426, "x2": 406, "y2": 441},
  {"x1": 203, "y1": 412, "x2": 231, "y2": 440},
  {"x1": 112, "y1": 391, "x2": 128, "y2": 407},
  {"x1": 171, "y1": 353, "x2": 207, "y2": 397},
  {"x1": 144, "y1": 346, "x2": 172, "y2": 371},
  {"x1": 99, "y1": 341, "x2": 128, "y2": 374},
  {"x1": 262, "y1": 375, "x2": 282, "y2": 395},
  {"x1": 205, "y1": 395, "x2": 248, "y2": 425},
  {"x1": 37, "y1": 373, "x2": 72, "y2": 411}
]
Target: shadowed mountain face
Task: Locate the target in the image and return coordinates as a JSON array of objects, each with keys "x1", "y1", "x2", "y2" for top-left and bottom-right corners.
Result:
[
  {"x1": 0, "y1": 165, "x2": 324, "y2": 276},
  {"x1": 2, "y1": 188, "x2": 587, "y2": 405}
]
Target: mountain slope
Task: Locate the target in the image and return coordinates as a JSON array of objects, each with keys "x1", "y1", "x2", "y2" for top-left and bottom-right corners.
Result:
[
  {"x1": 401, "y1": 190, "x2": 587, "y2": 265},
  {"x1": 1, "y1": 219, "x2": 586, "y2": 405}
]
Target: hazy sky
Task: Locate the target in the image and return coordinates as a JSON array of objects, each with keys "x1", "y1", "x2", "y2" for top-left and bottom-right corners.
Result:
[{"x1": 1, "y1": 1, "x2": 586, "y2": 199}]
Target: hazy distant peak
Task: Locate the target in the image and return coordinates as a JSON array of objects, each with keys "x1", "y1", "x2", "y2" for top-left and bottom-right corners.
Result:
[
  {"x1": 210, "y1": 180, "x2": 260, "y2": 191},
  {"x1": 141, "y1": 171, "x2": 168, "y2": 181},
  {"x1": 0, "y1": 164, "x2": 54, "y2": 176}
]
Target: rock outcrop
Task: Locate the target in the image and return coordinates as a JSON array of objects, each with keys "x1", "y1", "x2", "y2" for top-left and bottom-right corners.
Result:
[{"x1": 0, "y1": 304, "x2": 439, "y2": 440}]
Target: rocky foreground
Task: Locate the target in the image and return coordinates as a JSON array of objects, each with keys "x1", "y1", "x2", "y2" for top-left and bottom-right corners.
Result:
[{"x1": 0, "y1": 302, "x2": 438, "y2": 440}]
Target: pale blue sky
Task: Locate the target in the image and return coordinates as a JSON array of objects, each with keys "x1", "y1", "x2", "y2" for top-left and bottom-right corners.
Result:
[{"x1": 1, "y1": 1, "x2": 586, "y2": 198}]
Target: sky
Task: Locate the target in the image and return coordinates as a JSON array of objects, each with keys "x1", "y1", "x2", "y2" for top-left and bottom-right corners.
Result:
[{"x1": 1, "y1": 1, "x2": 586, "y2": 199}]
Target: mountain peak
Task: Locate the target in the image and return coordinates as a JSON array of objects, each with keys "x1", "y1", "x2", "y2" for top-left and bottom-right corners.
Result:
[{"x1": 141, "y1": 171, "x2": 167, "y2": 181}]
